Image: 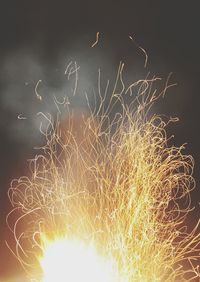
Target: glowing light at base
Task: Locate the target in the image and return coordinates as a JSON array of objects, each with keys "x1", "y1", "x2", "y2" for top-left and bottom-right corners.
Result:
[{"x1": 40, "y1": 238, "x2": 122, "y2": 282}]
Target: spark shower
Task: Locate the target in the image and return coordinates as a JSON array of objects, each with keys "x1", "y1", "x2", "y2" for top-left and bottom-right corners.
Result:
[{"x1": 6, "y1": 61, "x2": 200, "y2": 281}]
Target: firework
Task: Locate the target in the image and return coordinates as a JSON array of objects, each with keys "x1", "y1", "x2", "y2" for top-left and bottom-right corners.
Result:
[{"x1": 7, "y1": 62, "x2": 200, "y2": 281}]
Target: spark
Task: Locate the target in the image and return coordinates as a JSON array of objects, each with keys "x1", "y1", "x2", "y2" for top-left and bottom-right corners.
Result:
[
  {"x1": 129, "y1": 35, "x2": 148, "y2": 68},
  {"x1": 53, "y1": 96, "x2": 70, "y2": 113},
  {"x1": 17, "y1": 114, "x2": 27, "y2": 120},
  {"x1": 64, "y1": 61, "x2": 79, "y2": 96},
  {"x1": 7, "y1": 63, "x2": 200, "y2": 281},
  {"x1": 64, "y1": 61, "x2": 72, "y2": 75},
  {"x1": 91, "y1": 32, "x2": 100, "y2": 48},
  {"x1": 35, "y1": 80, "x2": 42, "y2": 101}
]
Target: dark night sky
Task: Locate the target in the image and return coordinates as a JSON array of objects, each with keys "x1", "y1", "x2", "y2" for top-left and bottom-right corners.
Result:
[{"x1": 0, "y1": 1, "x2": 200, "y2": 280}]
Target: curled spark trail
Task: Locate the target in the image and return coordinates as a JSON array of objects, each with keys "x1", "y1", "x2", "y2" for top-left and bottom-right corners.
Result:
[{"x1": 7, "y1": 63, "x2": 200, "y2": 281}]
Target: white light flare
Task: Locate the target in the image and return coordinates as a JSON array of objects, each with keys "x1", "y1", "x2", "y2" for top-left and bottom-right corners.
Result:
[{"x1": 40, "y1": 238, "x2": 124, "y2": 282}]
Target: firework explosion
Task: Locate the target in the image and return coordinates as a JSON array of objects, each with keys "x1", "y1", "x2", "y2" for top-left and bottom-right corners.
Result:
[{"x1": 7, "y1": 62, "x2": 200, "y2": 281}]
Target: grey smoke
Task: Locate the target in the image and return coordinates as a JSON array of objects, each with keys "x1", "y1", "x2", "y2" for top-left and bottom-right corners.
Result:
[
  {"x1": 0, "y1": 46, "x2": 149, "y2": 150},
  {"x1": 0, "y1": 49, "x2": 108, "y2": 147}
]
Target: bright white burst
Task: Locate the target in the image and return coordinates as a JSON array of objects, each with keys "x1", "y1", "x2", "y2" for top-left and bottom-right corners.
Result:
[{"x1": 40, "y1": 239, "x2": 122, "y2": 282}]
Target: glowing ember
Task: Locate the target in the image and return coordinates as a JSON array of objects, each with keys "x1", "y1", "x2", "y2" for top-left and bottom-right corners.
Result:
[{"x1": 40, "y1": 238, "x2": 122, "y2": 282}]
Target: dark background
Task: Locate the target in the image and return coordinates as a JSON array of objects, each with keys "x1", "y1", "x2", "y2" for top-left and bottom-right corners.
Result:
[{"x1": 0, "y1": 1, "x2": 199, "y2": 280}]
